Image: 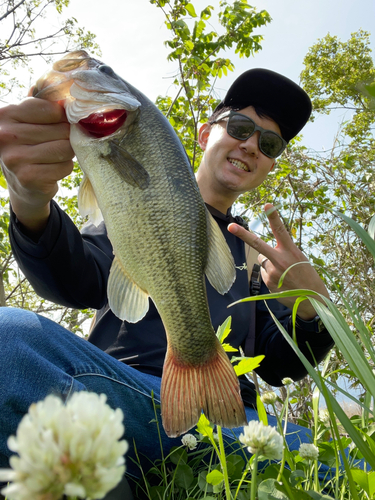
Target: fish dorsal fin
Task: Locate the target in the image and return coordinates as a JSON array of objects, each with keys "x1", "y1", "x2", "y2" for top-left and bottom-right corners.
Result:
[
  {"x1": 78, "y1": 173, "x2": 103, "y2": 226},
  {"x1": 205, "y1": 211, "x2": 236, "y2": 294},
  {"x1": 108, "y1": 256, "x2": 149, "y2": 322},
  {"x1": 102, "y1": 140, "x2": 150, "y2": 190}
]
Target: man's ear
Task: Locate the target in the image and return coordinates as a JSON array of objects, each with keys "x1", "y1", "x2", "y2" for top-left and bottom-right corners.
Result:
[{"x1": 198, "y1": 123, "x2": 211, "y2": 151}]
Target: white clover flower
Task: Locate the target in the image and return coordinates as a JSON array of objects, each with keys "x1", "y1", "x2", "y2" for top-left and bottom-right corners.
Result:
[
  {"x1": 239, "y1": 421, "x2": 283, "y2": 460},
  {"x1": 0, "y1": 392, "x2": 128, "y2": 500},
  {"x1": 299, "y1": 443, "x2": 319, "y2": 461},
  {"x1": 282, "y1": 377, "x2": 294, "y2": 386},
  {"x1": 348, "y1": 440, "x2": 356, "y2": 452},
  {"x1": 319, "y1": 408, "x2": 331, "y2": 426},
  {"x1": 261, "y1": 391, "x2": 277, "y2": 405},
  {"x1": 181, "y1": 433, "x2": 198, "y2": 450}
]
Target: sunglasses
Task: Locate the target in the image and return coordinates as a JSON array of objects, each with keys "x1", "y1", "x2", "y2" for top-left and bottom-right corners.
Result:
[{"x1": 210, "y1": 110, "x2": 287, "y2": 159}]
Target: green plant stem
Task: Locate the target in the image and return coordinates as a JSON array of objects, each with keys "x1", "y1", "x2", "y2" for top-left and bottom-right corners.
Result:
[
  {"x1": 216, "y1": 425, "x2": 232, "y2": 500},
  {"x1": 132, "y1": 440, "x2": 152, "y2": 499},
  {"x1": 233, "y1": 465, "x2": 251, "y2": 500},
  {"x1": 150, "y1": 393, "x2": 167, "y2": 487},
  {"x1": 313, "y1": 459, "x2": 319, "y2": 491},
  {"x1": 272, "y1": 399, "x2": 290, "y2": 481},
  {"x1": 279, "y1": 473, "x2": 296, "y2": 500},
  {"x1": 276, "y1": 447, "x2": 286, "y2": 483},
  {"x1": 250, "y1": 452, "x2": 259, "y2": 500}
]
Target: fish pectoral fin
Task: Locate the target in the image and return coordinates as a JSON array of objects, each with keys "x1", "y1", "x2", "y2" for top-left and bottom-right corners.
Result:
[
  {"x1": 103, "y1": 140, "x2": 150, "y2": 190},
  {"x1": 205, "y1": 211, "x2": 236, "y2": 294},
  {"x1": 78, "y1": 173, "x2": 104, "y2": 226},
  {"x1": 160, "y1": 340, "x2": 247, "y2": 438},
  {"x1": 108, "y1": 256, "x2": 149, "y2": 322}
]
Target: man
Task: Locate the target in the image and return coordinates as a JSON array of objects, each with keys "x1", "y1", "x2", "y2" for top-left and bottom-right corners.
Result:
[{"x1": 0, "y1": 68, "x2": 333, "y2": 483}]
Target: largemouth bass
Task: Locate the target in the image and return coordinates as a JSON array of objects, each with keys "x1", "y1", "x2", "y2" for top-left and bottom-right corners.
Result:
[{"x1": 33, "y1": 51, "x2": 247, "y2": 437}]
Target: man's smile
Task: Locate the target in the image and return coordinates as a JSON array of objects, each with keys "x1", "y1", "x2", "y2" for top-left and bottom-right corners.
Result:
[{"x1": 227, "y1": 157, "x2": 251, "y2": 172}]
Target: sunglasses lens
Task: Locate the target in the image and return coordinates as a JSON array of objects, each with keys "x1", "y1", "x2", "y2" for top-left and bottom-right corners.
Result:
[
  {"x1": 227, "y1": 115, "x2": 256, "y2": 140},
  {"x1": 260, "y1": 131, "x2": 284, "y2": 158},
  {"x1": 224, "y1": 112, "x2": 285, "y2": 158}
]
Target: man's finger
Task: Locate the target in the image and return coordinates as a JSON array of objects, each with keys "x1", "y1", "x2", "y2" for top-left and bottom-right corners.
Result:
[
  {"x1": 259, "y1": 254, "x2": 269, "y2": 270},
  {"x1": 5, "y1": 97, "x2": 68, "y2": 124},
  {"x1": 264, "y1": 203, "x2": 294, "y2": 248},
  {"x1": 227, "y1": 223, "x2": 276, "y2": 261}
]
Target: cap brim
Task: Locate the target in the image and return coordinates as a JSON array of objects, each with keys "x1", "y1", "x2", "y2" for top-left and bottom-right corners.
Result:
[{"x1": 214, "y1": 69, "x2": 312, "y2": 142}]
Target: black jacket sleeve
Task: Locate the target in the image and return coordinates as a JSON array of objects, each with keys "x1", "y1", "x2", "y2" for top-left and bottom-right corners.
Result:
[{"x1": 9, "y1": 201, "x2": 113, "y2": 310}]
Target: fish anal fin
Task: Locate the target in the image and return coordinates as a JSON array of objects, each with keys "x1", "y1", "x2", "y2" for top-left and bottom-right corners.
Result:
[
  {"x1": 108, "y1": 256, "x2": 149, "y2": 322},
  {"x1": 161, "y1": 340, "x2": 247, "y2": 437},
  {"x1": 205, "y1": 211, "x2": 236, "y2": 294},
  {"x1": 102, "y1": 140, "x2": 150, "y2": 190},
  {"x1": 78, "y1": 173, "x2": 103, "y2": 226}
]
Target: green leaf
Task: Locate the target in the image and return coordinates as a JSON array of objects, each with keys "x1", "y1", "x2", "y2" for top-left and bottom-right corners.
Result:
[
  {"x1": 216, "y1": 316, "x2": 232, "y2": 343},
  {"x1": 185, "y1": 3, "x2": 197, "y2": 17},
  {"x1": 234, "y1": 355, "x2": 265, "y2": 376},
  {"x1": 307, "y1": 492, "x2": 341, "y2": 500},
  {"x1": 169, "y1": 446, "x2": 188, "y2": 465},
  {"x1": 368, "y1": 213, "x2": 375, "y2": 239},
  {"x1": 275, "y1": 481, "x2": 314, "y2": 499},
  {"x1": 200, "y1": 6, "x2": 212, "y2": 20},
  {"x1": 258, "y1": 478, "x2": 289, "y2": 500},
  {"x1": 198, "y1": 471, "x2": 213, "y2": 492},
  {"x1": 331, "y1": 208, "x2": 375, "y2": 260},
  {"x1": 206, "y1": 469, "x2": 224, "y2": 486},
  {"x1": 221, "y1": 343, "x2": 238, "y2": 352},
  {"x1": 184, "y1": 40, "x2": 194, "y2": 51},
  {"x1": 256, "y1": 393, "x2": 268, "y2": 426},
  {"x1": 0, "y1": 173, "x2": 7, "y2": 189},
  {"x1": 364, "y1": 81, "x2": 375, "y2": 97},
  {"x1": 226, "y1": 454, "x2": 245, "y2": 480},
  {"x1": 289, "y1": 470, "x2": 306, "y2": 487},
  {"x1": 174, "y1": 463, "x2": 194, "y2": 489},
  {"x1": 312, "y1": 298, "x2": 375, "y2": 398},
  {"x1": 196, "y1": 412, "x2": 214, "y2": 438}
]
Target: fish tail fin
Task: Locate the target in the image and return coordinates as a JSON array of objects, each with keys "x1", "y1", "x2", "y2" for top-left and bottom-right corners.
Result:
[{"x1": 161, "y1": 341, "x2": 247, "y2": 437}]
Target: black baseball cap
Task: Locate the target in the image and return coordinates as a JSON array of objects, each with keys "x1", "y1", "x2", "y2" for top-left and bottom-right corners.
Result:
[{"x1": 213, "y1": 68, "x2": 312, "y2": 142}]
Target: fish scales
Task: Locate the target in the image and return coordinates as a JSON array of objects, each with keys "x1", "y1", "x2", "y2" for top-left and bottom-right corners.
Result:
[
  {"x1": 34, "y1": 51, "x2": 247, "y2": 436},
  {"x1": 76, "y1": 101, "x2": 215, "y2": 363}
]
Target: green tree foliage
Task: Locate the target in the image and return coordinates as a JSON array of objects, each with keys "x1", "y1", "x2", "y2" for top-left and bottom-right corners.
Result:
[
  {"x1": 300, "y1": 29, "x2": 375, "y2": 141},
  {"x1": 152, "y1": 0, "x2": 271, "y2": 169},
  {"x1": 0, "y1": 0, "x2": 100, "y2": 98},
  {"x1": 0, "y1": 0, "x2": 99, "y2": 333}
]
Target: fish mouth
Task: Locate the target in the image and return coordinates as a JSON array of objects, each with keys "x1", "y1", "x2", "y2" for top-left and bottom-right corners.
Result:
[{"x1": 78, "y1": 109, "x2": 127, "y2": 138}]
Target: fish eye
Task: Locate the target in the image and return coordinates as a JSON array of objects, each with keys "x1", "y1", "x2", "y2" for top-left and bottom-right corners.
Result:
[{"x1": 98, "y1": 65, "x2": 115, "y2": 76}]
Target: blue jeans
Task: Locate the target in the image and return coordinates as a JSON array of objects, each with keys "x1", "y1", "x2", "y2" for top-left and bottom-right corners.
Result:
[{"x1": 0, "y1": 307, "x2": 320, "y2": 480}]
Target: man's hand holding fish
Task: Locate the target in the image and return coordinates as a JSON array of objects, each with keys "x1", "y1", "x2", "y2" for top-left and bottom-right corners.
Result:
[{"x1": 0, "y1": 98, "x2": 74, "y2": 239}]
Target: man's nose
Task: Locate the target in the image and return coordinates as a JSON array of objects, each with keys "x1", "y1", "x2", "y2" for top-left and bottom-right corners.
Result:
[{"x1": 239, "y1": 131, "x2": 260, "y2": 157}]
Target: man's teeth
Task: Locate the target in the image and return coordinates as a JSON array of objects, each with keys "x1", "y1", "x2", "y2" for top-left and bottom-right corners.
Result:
[{"x1": 229, "y1": 159, "x2": 249, "y2": 172}]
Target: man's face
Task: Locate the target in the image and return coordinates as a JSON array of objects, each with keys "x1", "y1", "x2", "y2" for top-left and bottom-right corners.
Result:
[{"x1": 197, "y1": 106, "x2": 281, "y2": 198}]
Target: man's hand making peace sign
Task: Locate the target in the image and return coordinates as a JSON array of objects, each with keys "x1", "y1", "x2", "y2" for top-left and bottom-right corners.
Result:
[{"x1": 228, "y1": 203, "x2": 330, "y2": 320}]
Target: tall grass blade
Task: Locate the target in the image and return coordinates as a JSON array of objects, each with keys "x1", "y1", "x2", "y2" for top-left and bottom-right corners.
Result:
[
  {"x1": 263, "y1": 303, "x2": 375, "y2": 470},
  {"x1": 331, "y1": 208, "x2": 375, "y2": 259}
]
